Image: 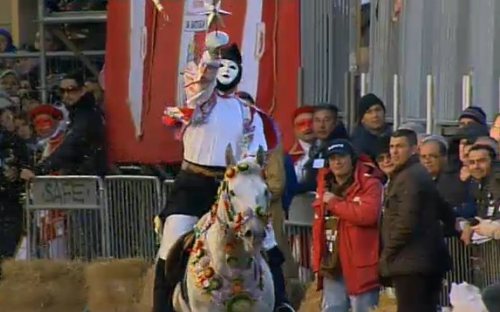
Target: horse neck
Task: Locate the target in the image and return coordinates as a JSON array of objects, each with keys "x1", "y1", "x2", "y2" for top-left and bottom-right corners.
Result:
[{"x1": 205, "y1": 198, "x2": 252, "y2": 274}]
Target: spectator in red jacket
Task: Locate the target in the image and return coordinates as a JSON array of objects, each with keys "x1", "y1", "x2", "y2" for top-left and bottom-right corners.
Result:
[{"x1": 312, "y1": 139, "x2": 383, "y2": 312}]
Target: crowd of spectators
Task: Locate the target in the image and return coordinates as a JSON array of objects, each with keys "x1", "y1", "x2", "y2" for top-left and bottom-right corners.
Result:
[
  {"x1": 286, "y1": 94, "x2": 500, "y2": 311},
  {"x1": 0, "y1": 0, "x2": 107, "y2": 265}
]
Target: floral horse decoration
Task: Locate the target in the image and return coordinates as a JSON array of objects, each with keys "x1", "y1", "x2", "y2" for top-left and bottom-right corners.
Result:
[{"x1": 169, "y1": 145, "x2": 275, "y2": 312}]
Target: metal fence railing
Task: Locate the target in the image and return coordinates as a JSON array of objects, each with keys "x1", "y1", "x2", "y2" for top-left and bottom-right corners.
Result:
[
  {"x1": 24, "y1": 176, "x2": 173, "y2": 262},
  {"x1": 25, "y1": 176, "x2": 106, "y2": 261},
  {"x1": 104, "y1": 176, "x2": 162, "y2": 260},
  {"x1": 24, "y1": 175, "x2": 500, "y2": 306},
  {"x1": 285, "y1": 219, "x2": 500, "y2": 307},
  {"x1": 285, "y1": 221, "x2": 314, "y2": 284}
]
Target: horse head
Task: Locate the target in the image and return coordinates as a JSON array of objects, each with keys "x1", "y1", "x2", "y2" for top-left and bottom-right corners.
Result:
[{"x1": 215, "y1": 144, "x2": 270, "y2": 254}]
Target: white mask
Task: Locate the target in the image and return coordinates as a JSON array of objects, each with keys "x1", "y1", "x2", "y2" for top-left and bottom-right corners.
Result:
[{"x1": 217, "y1": 59, "x2": 239, "y2": 86}]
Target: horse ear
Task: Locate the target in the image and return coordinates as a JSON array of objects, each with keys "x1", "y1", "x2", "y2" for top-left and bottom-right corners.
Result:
[
  {"x1": 225, "y1": 144, "x2": 237, "y2": 167},
  {"x1": 256, "y1": 145, "x2": 265, "y2": 167}
]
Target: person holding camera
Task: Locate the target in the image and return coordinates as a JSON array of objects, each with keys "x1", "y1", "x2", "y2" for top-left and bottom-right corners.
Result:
[{"x1": 312, "y1": 139, "x2": 383, "y2": 312}]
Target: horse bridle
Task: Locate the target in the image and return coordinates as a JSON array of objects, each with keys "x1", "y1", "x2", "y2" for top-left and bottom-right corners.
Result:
[{"x1": 207, "y1": 164, "x2": 271, "y2": 239}]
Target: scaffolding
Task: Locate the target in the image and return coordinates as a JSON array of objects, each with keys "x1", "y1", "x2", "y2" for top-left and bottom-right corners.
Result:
[{"x1": 0, "y1": 1, "x2": 107, "y2": 103}]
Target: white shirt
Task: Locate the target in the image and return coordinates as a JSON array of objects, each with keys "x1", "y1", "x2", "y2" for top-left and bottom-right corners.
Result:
[
  {"x1": 183, "y1": 95, "x2": 267, "y2": 167},
  {"x1": 294, "y1": 140, "x2": 311, "y2": 182}
]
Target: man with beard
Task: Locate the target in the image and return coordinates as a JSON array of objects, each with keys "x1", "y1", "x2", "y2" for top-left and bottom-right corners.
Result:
[{"x1": 156, "y1": 33, "x2": 293, "y2": 312}]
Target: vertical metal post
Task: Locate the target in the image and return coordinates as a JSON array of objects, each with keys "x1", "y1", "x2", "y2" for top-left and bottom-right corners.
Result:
[
  {"x1": 344, "y1": 71, "x2": 350, "y2": 129},
  {"x1": 360, "y1": 72, "x2": 367, "y2": 96},
  {"x1": 426, "y1": 75, "x2": 434, "y2": 134},
  {"x1": 346, "y1": 0, "x2": 360, "y2": 133},
  {"x1": 37, "y1": 0, "x2": 48, "y2": 103},
  {"x1": 393, "y1": 74, "x2": 400, "y2": 129},
  {"x1": 462, "y1": 75, "x2": 471, "y2": 110},
  {"x1": 348, "y1": 72, "x2": 356, "y2": 132}
]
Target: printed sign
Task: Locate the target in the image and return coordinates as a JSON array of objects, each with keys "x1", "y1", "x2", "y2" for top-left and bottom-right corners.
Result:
[{"x1": 30, "y1": 178, "x2": 99, "y2": 209}]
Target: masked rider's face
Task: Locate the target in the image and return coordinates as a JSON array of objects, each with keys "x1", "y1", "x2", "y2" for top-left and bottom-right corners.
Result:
[{"x1": 217, "y1": 59, "x2": 239, "y2": 86}]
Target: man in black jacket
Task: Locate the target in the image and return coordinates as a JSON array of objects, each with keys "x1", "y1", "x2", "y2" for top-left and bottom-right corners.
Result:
[
  {"x1": 351, "y1": 93, "x2": 392, "y2": 160},
  {"x1": 20, "y1": 72, "x2": 106, "y2": 178},
  {"x1": 380, "y1": 129, "x2": 455, "y2": 312}
]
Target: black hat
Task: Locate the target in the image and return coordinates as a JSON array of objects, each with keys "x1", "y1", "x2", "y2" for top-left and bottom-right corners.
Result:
[
  {"x1": 219, "y1": 43, "x2": 242, "y2": 65},
  {"x1": 216, "y1": 43, "x2": 243, "y2": 93},
  {"x1": 324, "y1": 139, "x2": 356, "y2": 158},
  {"x1": 459, "y1": 106, "x2": 487, "y2": 126},
  {"x1": 358, "y1": 93, "x2": 385, "y2": 121},
  {"x1": 374, "y1": 136, "x2": 391, "y2": 159}
]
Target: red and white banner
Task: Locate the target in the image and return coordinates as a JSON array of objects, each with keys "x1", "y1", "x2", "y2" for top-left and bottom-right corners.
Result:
[{"x1": 105, "y1": 0, "x2": 300, "y2": 163}]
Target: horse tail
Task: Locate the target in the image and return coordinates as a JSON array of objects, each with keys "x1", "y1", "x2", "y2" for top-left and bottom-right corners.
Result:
[{"x1": 164, "y1": 230, "x2": 196, "y2": 288}]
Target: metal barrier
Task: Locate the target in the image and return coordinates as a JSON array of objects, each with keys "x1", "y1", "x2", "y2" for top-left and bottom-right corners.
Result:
[
  {"x1": 104, "y1": 176, "x2": 161, "y2": 260},
  {"x1": 440, "y1": 237, "x2": 474, "y2": 306},
  {"x1": 283, "y1": 222, "x2": 499, "y2": 307},
  {"x1": 25, "y1": 176, "x2": 107, "y2": 261},
  {"x1": 474, "y1": 239, "x2": 500, "y2": 289},
  {"x1": 285, "y1": 221, "x2": 313, "y2": 284},
  {"x1": 23, "y1": 174, "x2": 500, "y2": 306}
]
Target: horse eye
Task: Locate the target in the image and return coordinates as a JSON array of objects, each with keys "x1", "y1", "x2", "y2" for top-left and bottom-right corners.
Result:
[{"x1": 229, "y1": 190, "x2": 236, "y2": 196}]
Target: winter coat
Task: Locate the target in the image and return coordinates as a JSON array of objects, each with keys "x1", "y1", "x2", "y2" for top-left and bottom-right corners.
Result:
[
  {"x1": 312, "y1": 156, "x2": 383, "y2": 295},
  {"x1": 380, "y1": 156, "x2": 454, "y2": 277},
  {"x1": 35, "y1": 93, "x2": 106, "y2": 176},
  {"x1": 351, "y1": 124, "x2": 392, "y2": 160}
]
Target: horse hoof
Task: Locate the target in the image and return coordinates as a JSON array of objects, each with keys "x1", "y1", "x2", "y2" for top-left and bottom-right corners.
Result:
[{"x1": 275, "y1": 302, "x2": 296, "y2": 312}]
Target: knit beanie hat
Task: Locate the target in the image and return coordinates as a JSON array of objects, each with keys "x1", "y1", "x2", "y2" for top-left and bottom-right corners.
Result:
[
  {"x1": 358, "y1": 93, "x2": 385, "y2": 121},
  {"x1": 459, "y1": 106, "x2": 487, "y2": 126}
]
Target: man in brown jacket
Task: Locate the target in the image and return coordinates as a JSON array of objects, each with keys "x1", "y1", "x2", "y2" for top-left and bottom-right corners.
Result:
[{"x1": 380, "y1": 129, "x2": 455, "y2": 312}]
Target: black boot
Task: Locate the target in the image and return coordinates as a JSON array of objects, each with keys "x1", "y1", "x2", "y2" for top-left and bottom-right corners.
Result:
[
  {"x1": 266, "y1": 246, "x2": 295, "y2": 312},
  {"x1": 153, "y1": 258, "x2": 175, "y2": 312}
]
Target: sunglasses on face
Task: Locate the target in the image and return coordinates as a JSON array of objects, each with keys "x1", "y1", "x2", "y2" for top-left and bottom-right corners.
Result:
[{"x1": 59, "y1": 86, "x2": 80, "y2": 94}]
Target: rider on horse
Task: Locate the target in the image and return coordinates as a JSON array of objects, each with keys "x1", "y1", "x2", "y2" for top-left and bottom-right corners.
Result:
[{"x1": 154, "y1": 33, "x2": 294, "y2": 312}]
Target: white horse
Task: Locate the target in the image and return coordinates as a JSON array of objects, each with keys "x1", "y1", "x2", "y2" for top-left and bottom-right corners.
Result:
[{"x1": 168, "y1": 146, "x2": 275, "y2": 312}]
